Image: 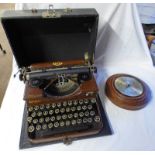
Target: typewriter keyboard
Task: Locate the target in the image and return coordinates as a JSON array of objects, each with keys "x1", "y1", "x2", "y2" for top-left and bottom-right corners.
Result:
[{"x1": 27, "y1": 98, "x2": 102, "y2": 139}]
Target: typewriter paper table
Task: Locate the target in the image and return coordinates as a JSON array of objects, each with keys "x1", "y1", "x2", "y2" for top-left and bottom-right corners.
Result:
[{"x1": 0, "y1": 3, "x2": 155, "y2": 151}]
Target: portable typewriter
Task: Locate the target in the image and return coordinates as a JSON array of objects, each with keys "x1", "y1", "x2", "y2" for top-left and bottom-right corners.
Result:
[{"x1": 2, "y1": 7, "x2": 111, "y2": 148}]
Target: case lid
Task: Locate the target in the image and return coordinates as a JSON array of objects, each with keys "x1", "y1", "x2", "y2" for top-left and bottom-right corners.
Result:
[{"x1": 1, "y1": 8, "x2": 98, "y2": 68}]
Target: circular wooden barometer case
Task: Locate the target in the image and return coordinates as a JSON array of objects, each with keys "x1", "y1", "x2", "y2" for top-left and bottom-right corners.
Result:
[{"x1": 105, "y1": 74, "x2": 149, "y2": 110}]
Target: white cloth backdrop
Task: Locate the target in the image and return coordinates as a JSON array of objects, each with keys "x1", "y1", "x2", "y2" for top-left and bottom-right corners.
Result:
[{"x1": 0, "y1": 3, "x2": 155, "y2": 151}]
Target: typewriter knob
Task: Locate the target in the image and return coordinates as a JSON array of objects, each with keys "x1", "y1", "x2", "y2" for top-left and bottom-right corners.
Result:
[{"x1": 78, "y1": 73, "x2": 90, "y2": 83}]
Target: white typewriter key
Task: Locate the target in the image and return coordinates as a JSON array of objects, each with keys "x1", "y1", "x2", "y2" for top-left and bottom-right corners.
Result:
[
  {"x1": 55, "y1": 109, "x2": 60, "y2": 114},
  {"x1": 77, "y1": 106, "x2": 81, "y2": 111},
  {"x1": 94, "y1": 116, "x2": 101, "y2": 122},
  {"x1": 84, "y1": 99, "x2": 89, "y2": 104},
  {"x1": 66, "y1": 120, "x2": 70, "y2": 126},
  {"x1": 71, "y1": 106, "x2": 76, "y2": 112},
  {"x1": 42, "y1": 124, "x2": 47, "y2": 130},
  {"x1": 50, "y1": 116, "x2": 55, "y2": 122},
  {"x1": 39, "y1": 118, "x2": 44, "y2": 123},
  {"x1": 88, "y1": 104, "x2": 93, "y2": 110},
  {"x1": 49, "y1": 110, "x2": 54, "y2": 115},
  {"x1": 83, "y1": 118, "x2": 88, "y2": 123},
  {"x1": 74, "y1": 113, "x2": 78, "y2": 118},
  {"x1": 37, "y1": 111, "x2": 42, "y2": 117},
  {"x1": 34, "y1": 105, "x2": 39, "y2": 111},
  {"x1": 60, "y1": 108, "x2": 65, "y2": 113},
  {"x1": 28, "y1": 125, "x2": 35, "y2": 133},
  {"x1": 85, "y1": 111, "x2": 89, "y2": 117},
  {"x1": 91, "y1": 98, "x2": 96, "y2": 103},
  {"x1": 54, "y1": 122, "x2": 59, "y2": 128},
  {"x1": 40, "y1": 104, "x2": 45, "y2": 110},
  {"x1": 79, "y1": 99, "x2": 83, "y2": 105},
  {"x1": 66, "y1": 107, "x2": 70, "y2": 113},
  {"x1": 87, "y1": 117, "x2": 93, "y2": 123},
  {"x1": 73, "y1": 100, "x2": 78, "y2": 106},
  {"x1": 82, "y1": 105, "x2": 87, "y2": 110},
  {"x1": 48, "y1": 123, "x2": 53, "y2": 129},
  {"x1": 33, "y1": 118, "x2": 38, "y2": 124},
  {"x1": 60, "y1": 121, "x2": 65, "y2": 127},
  {"x1": 43, "y1": 111, "x2": 48, "y2": 116},
  {"x1": 27, "y1": 117, "x2": 32, "y2": 123},
  {"x1": 62, "y1": 114, "x2": 67, "y2": 120},
  {"x1": 57, "y1": 102, "x2": 61, "y2": 108},
  {"x1": 68, "y1": 100, "x2": 73, "y2": 106},
  {"x1": 77, "y1": 119, "x2": 82, "y2": 124},
  {"x1": 56, "y1": 115, "x2": 61, "y2": 121},
  {"x1": 79, "y1": 112, "x2": 84, "y2": 117},
  {"x1": 36, "y1": 124, "x2": 41, "y2": 131},
  {"x1": 63, "y1": 101, "x2": 67, "y2": 107},
  {"x1": 68, "y1": 114, "x2": 73, "y2": 119},
  {"x1": 52, "y1": 103, "x2": 56, "y2": 108},
  {"x1": 71, "y1": 120, "x2": 76, "y2": 125},
  {"x1": 45, "y1": 117, "x2": 50, "y2": 123},
  {"x1": 46, "y1": 104, "x2": 51, "y2": 109},
  {"x1": 31, "y1": 112, "x2": 36, "y2": 118},
  {"x1": 28, "y1": 106, "x2": 33, "y2": 112},
  {"x1": 90, "y1": 111, "x2": 95, "y2": 116}
]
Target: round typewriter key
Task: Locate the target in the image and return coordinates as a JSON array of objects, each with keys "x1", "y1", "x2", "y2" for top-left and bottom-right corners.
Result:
[
  {"x1": 90, "y1": 111, "x2": 95, "y2": 116},
  {"x1": 71, "y1": 120, "x2": 76, "y2": 125},
  {"x1": 87, "y1": 117, "x2": 93, "y2": 123},
  {"x1": 71, "y1": 106, "x2": 76, "y2": 112},
  {"x1": 48, "y1": 123, "x2": 53, "y2": 129},
  {"x1": 94, "y1": 116, "x2": 101, "y2": 122},
  {"x1": 45, "y1": 117, "x2": 50, "y2": 123},
  {"x1": 79, "y1": 99, "x2": 83, "y2": 105},
  {"x1": 91, "y1": 98, "x2": 96, "y2": 103},
  {"x1": 57, "y1": 102, "x2": 61, "y2": 108},
  {"x1": 43, "y1": 110, "x2": 48, "y2": 116},
  {"x1": 68, "y1": 100, "x2": 72, "y2": 106},
  {"x1": 49, "y1": 109, "x2": 54, "y2": 115},
  {"x1": 73, "y1": 100, "x2": 78, "y2": 106},
  {"x1": 28, "y1": 106, "x2": 33, "y2": 112},
  {"x1": 73, "y1": 113, "x2": 78, "y2": 118},
  {"x1": 84, "y1": 99, "x2": 89, "y2": 104},
  {"x1": 60, "y1": 121, "x2": 65, "y2": 127},
  {"x1": 68, "y1": 114, "x2": 73, "y2": 119},
  {"x1": 66, "y1": 120, "x2": 70, "y2": 126},
  {"x1": 40, "y1": 104, "x2": 45, "y2": 110},
  {"x1": 83, "y1": 118, "x2": 88, "y2": 123},
  {"x1": 28, "y1": 125, "x2": 35, "y2": 133},
  {"x1": 77, "y1": 106, "x2": 81, "y2": 111},
  {"x1": 39, "y1": 118, "x2": 44, "y2": 123},
  {"x1": 31, "y1": 112, "x2": 36, "y2": 118},
  {"x1": 63, "y1": 101, "x2": 67, "y2": 107},
  {"x1": 55, "y1": 109, "x2": 60, "y2": 114},
  {"x1": 37, "y1": 111, "x2": 42, "y2": 117},
  {"x1": 33, "y1": 118, "x2": 38, "y2": 124},
  {"x1": 52, "y1": 103, "x2": 56, "y2": 108},
  {"x1": 36, "y1": 124, "x2": 41, "y2": 131},
  {"x1": 60, "y1": 108, "x2": 65, "y2": 113},
  {"x1": 66, "y1": 107, "x2": 70, "y2": 113},
  {"x1": 79, "y1": 112, "x2": 84, "y2": 117},
  {"x1": 54, "y1": 122, "x2": 59, "y2": 128},
  {"x1": 42, "y1": 124, "x2": 47, "y2": 130},
  {"x1": 50, "y1": 116, "x2": 55, "y2": 122},
  {"x1": 82, "y1": 105, "x2": 87, "y2": 110},
  {"x1": 77, "y1": 119, "x2": 82, "y2": 124},
  {"x1": 85, "y1": 111, "x2": 89, "y2": 117},
  {"x1": 34, "y1": 105, "x2": 39, "y2": 111},
  {"x1": 45, "y1": 104, "x2": 51, "y2": 109},
  {"x1": 56, "y1": 115, "x2": 61, "y2": 121},
  {"x1": 62, "y1": 114, "x2": 67, "y2": 120},
  {"x1": 88, "y1": 104, "x2": 93, "y2": 110},
  {"x1": 27, "y1": 117, "x2": 32, "y2": 123}
]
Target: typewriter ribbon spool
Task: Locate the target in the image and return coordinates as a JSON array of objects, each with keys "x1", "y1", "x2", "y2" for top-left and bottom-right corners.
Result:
[{"x1": 105, "y1": 74, "x2": 150, "y2": 110}]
